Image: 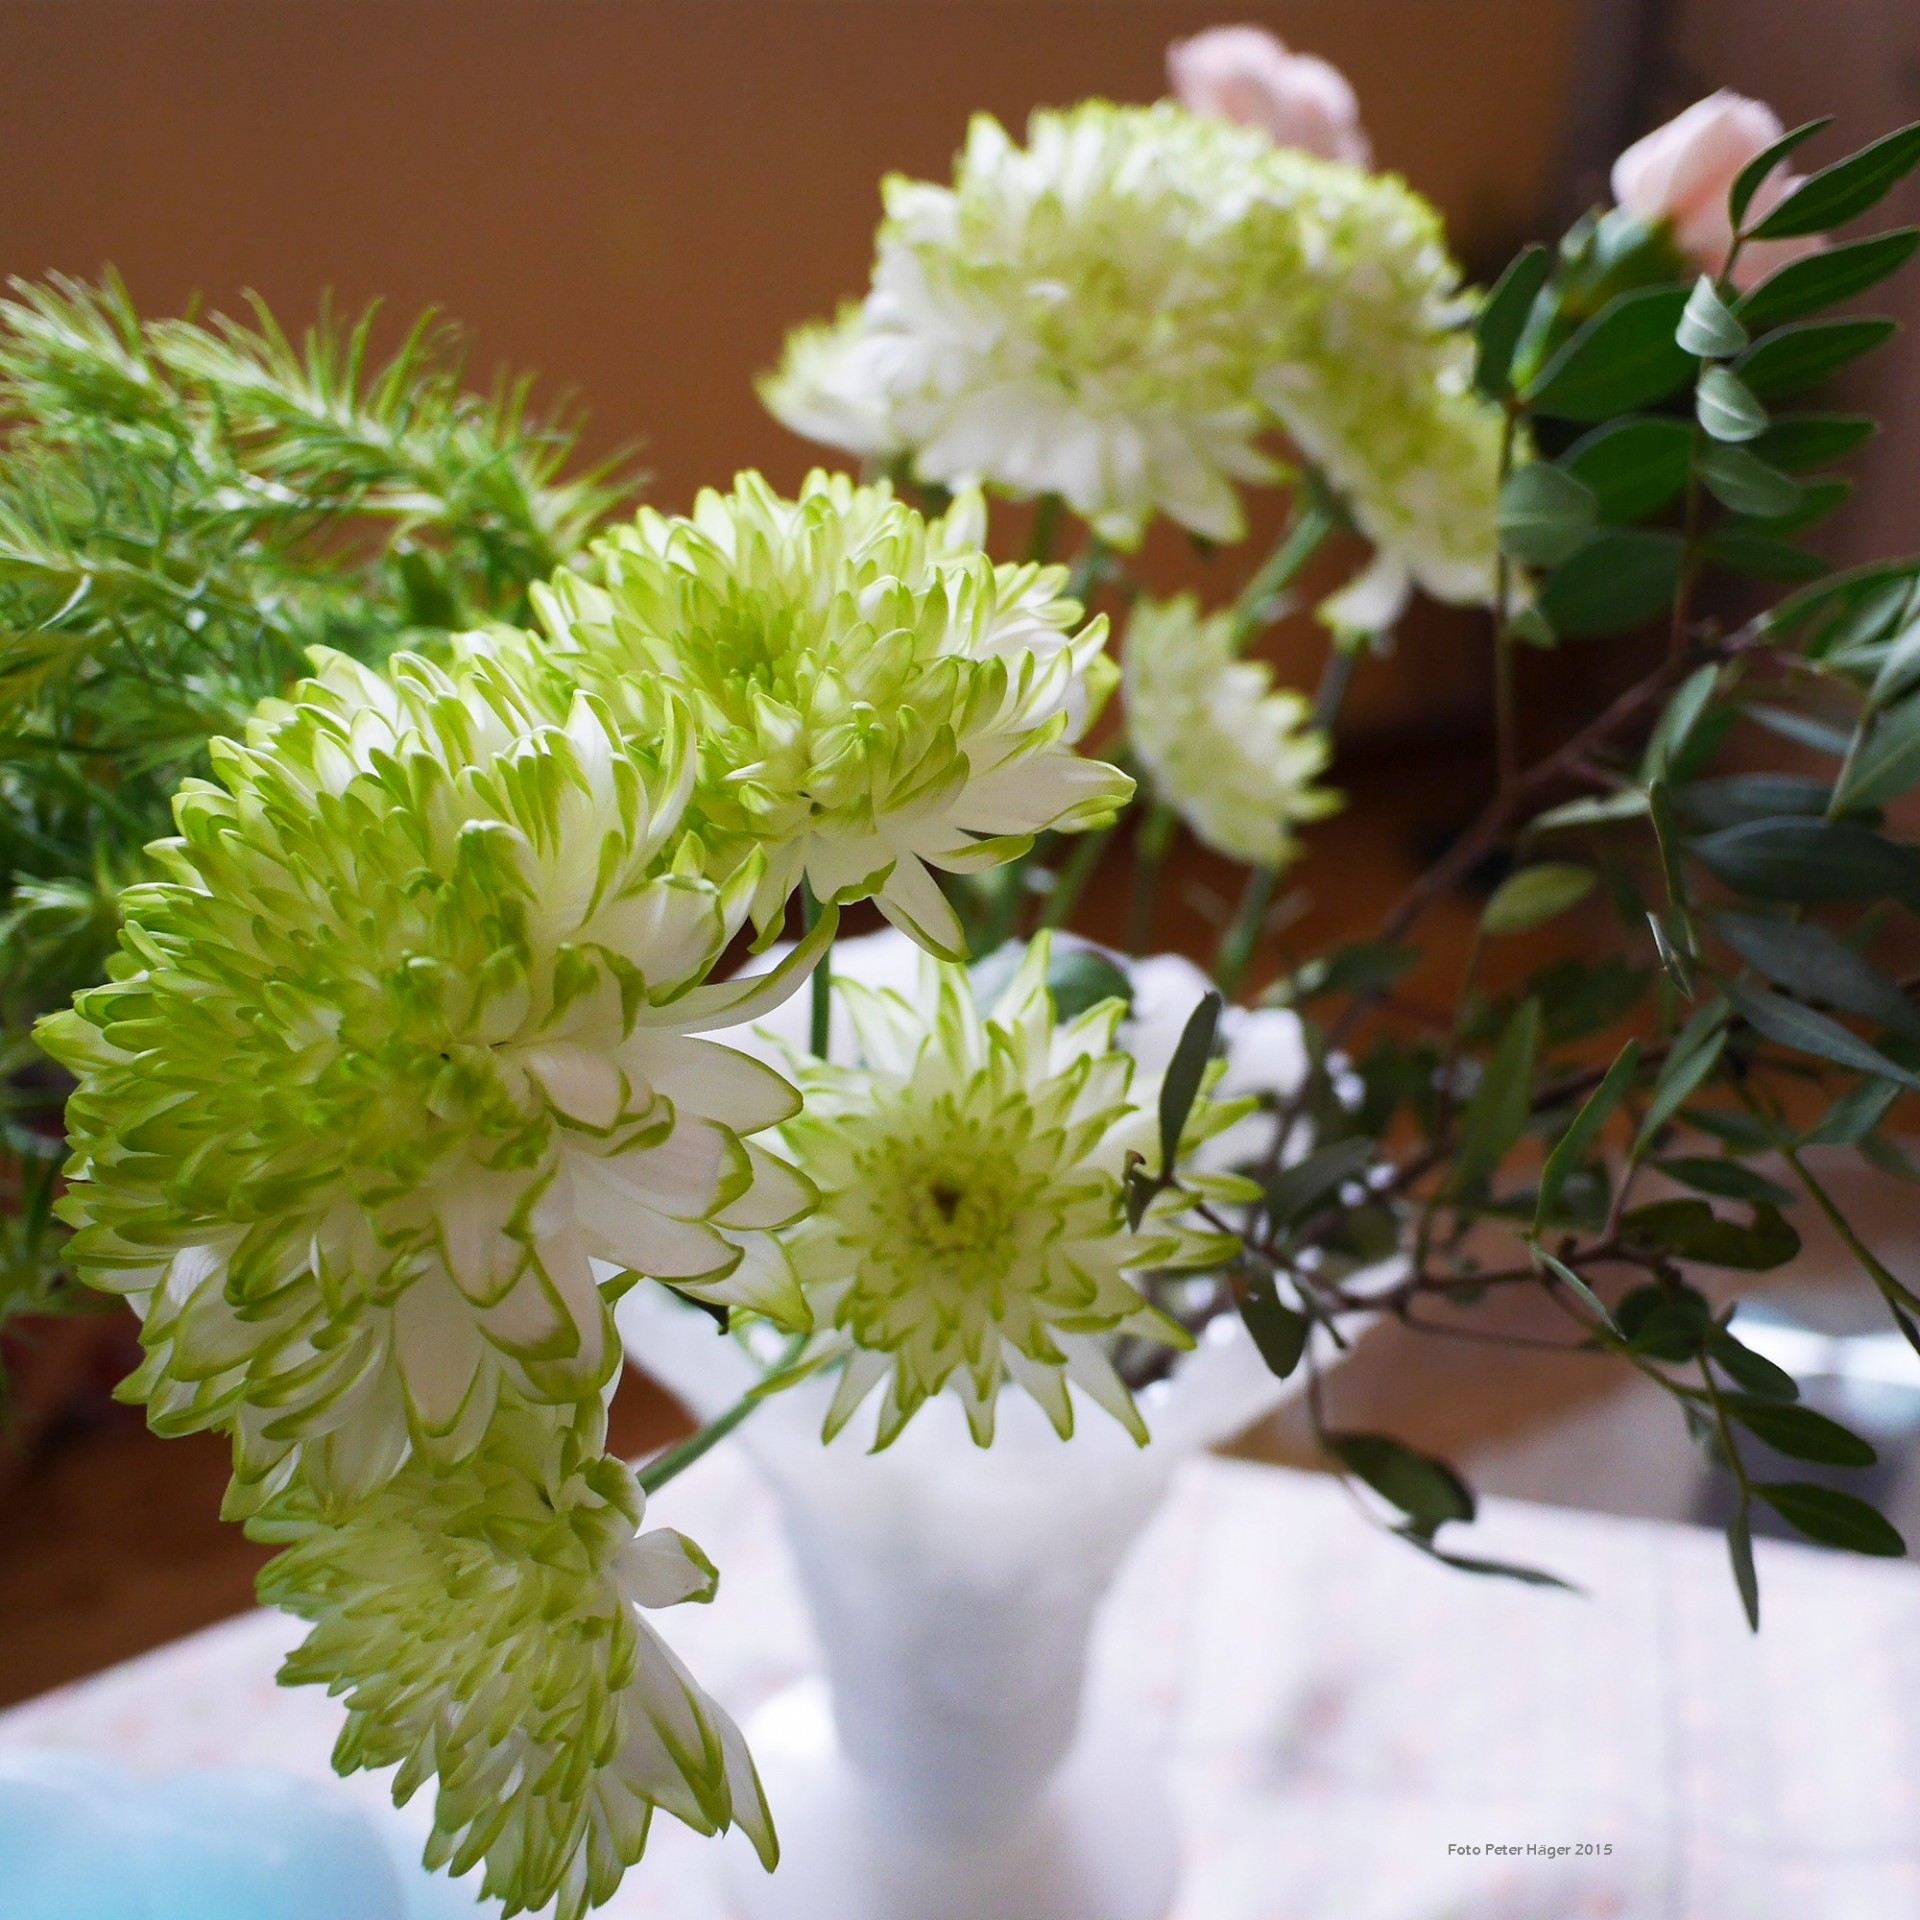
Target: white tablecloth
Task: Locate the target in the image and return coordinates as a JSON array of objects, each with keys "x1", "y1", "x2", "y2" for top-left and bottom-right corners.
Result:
[{"x1": 4, "y1": 1450, "x2": 1918, "y2": 1920}]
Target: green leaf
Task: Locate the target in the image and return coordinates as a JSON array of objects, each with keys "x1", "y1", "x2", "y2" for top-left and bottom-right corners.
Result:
[
  {"x1": 1730, "y1": 117, "x2": 1834, "y2": 228},
  {"x1": 1278, "y1": 940, "x2": 1418, "y2": 1005},
  {"x1": 1527, "y1": 789, "x2": 1651, "y2": 834},
  {"x1": 1450, "y1": 999, "x2": 1540, "y2": 1194},
  {"x1": 1692, "y1": 818, "x2": 1920, "y2": 906},
  {"x1": 1737, "y1": 228, "x2": 1920, "y2": 330},
  {"x1": 1481, "y1": 862, "x2": 1595, "y2": 935},
  {"x1": 1703, "y1": 527, "x2": 1830, "y2": 584},
  {"x1": 1410, "y1": 1537, "x2": 1579, "y2": 1591},
  {"x1": 1641, "y1": 664, "x2": 1721, "y2": 783},
  {"x1": 1539, "y1": 530, "x2": 1684, "y2": 637},
  {"x1": 1618, "y1": 1279, "x2": 1714, "y2": 1359},
  {"x1": 1474, "y1": 243, "x2": 1552, "y2": 399},
  {"x1": 1725, "y1": 1394, "x2": 1877, "y2": 1466},
  {"x1": 1753, "y1": 412, "x2": 1879, "y2": 471},
  {"x1": 1743, "y1": 704, "x2": 1853, "y2": 758},
  {"x1": 1715, "y1": 912, "x2": 1920, "y2": 1037},
  {"x1": 1677, "y1": 275, "x2": 1750, "y2": 357},
  {"x1": 1756, "y1": 1481, "x2": 1906, "y2": 1556},
  {"x1": 1622, "y1": 1198, "x2": 1802, "y2": 1269},
  {"x1": 1697, "y1": 364, "x2": 1769, "y2": 442},
  {"x1": 1763, "y1": 559, "x2": 1920, "y2": 645},
  {"x1": 1655, "y1": 1156, "x2": 1797, "y2": 1208},
  {"x1": 1711, "y1": 1326, "x2": 1800, "y2": 1399},
  {"x1": 1835, "y1": 696, "x2": 1920, "y2": 813},
  {"x1": 1158, "y1": 989, "x2": 1221, "y2": 1177},
  {"x1": 1238, "y1": 1280, "x2": 1309, "y2": 1379},
  {"x1": 1535, "y1": 1040, "x2": 1639, "y2": 1235},
  {"x1": 1673, "y1": 773, "x2": 1832, "y2": 831},
  {"x1": 1562, "y1": 416, "x2": 1695, "y2": 522},
  {"x1": 1870, "y1": 616, "x2": 1920, "y2": 706},
  {"x1": 1633, "y1": 1006, "x2": 1730, "y2": 1157},
  {"x1": 1496, "y1": 462, "x2": 1599, "y2": 567},
  {"x1": 1727, "y1": 1505, "x2": 1761, "y2": 1631},
  {"x1": 1737, "y1": 317, "x2": 1900, "y2": 397},
  {"x1": 1749, "y1": 122, "x2": 1920, "y2": 239},
  {"x1": 1045, "y1": 946, "x2": 1133, "y2": 1023},
  {"x1": 1325, "y1": 1432, "x2": 1475, "y2": 1529},
  {"x1": 1262, "y1": 1136, "x2": 1375, "y2": 1233},
  {"x1": 1535, "y1": 1249, "x2": 1623, "y2": 1337},
  {"x1": 1803, "y1": 1073, "x2": 1901, "y2": 1147},
  {"x1": 1700, "y1": 445, "x2": 1803, "y2": 517},
  {"x1": 1524, "y1": 286, "x2": 1695, "y2": 422},
  {"x1": 1726, "y1": 981, "x2": 1920, "y2": 1091},
  {"x1": 1738, "y1": 474, "x2": 1851, "y2": 534}
]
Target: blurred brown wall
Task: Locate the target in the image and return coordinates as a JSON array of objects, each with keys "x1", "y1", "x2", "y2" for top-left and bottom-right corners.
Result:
[{"x1": 0, "y1": 1, "x2": 1588, "y2": 735}]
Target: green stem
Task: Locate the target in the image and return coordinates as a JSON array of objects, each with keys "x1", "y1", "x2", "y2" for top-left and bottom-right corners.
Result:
[
  {"x1": 1126, "y1": 804, "x2": 1176, "y2": 955},
  {"x1": 1214, "y1": 865, "x2": 1279, "y2": 997},
  {"x1": 1038, "y1": 821, "x2": 1116, "y2": 932},
  {"x1": 1492, "y1": 407, "x2": 1521, "y2": 793},
  {"x1": 636, "y1": 1333, "x2": 811, "y2": 1495},
  {"x1": 1027, "y1": 493, "x2": 1063, "y2": 567},
  {"x1": 1228, "y1": 493, "x2": 1338, "y2": 654},
  {"x1": 802, "y1": 883, "x2": 832, "y2": 1058}
]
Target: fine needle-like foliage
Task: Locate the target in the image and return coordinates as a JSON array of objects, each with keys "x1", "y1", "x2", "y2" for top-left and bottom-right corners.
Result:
[{"x1": 0, "y1": 272, "x2": 629, "y2": 1340}]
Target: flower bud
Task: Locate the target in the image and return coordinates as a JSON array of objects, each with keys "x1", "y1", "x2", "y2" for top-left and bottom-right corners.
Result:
[
  {"x1": 1610, "y1": 90, "x2": 1823, "y2": 291},
  {"x1": 1167, "y1": 25, "x2": 1370, "y2": 167}
]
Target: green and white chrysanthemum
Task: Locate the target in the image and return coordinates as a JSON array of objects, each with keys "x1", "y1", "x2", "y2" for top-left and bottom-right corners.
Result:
[
  {"x1": 1122, "y1": 594, "x2": 1338, "y2": 868},
  {"x1": 1245, "y1": 152, "x2": 1504, "y2": 624},
  {"x1": 769, "y1": 936, "x2": 1256, "y2": 1447},
  {"x1": 764, "y1": 105, "x2": 1287, "y2": 549},
  {"x1": 764, "y1": 101, "x2": 1501, "y2": 609},
  {"x1": 255, "y1": 1405, "x2": 774, "y2": 1920},
  {"x1": 528, "y1": 470, "x2": 1131, "y2": 960},
  {"x1": 39, "y1": 647, "x2": 824, "y2": 1514}
]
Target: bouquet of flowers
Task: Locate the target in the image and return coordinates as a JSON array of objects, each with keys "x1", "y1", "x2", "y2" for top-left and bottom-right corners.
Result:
[{"x1": 7, "y1": 27, "x2": 1920, "y2": 1918}]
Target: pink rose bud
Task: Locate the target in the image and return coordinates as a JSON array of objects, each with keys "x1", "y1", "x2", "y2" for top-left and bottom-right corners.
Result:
[
  {"x1": 1610, "y1": 90, "x2": 1824, "y2": 291},
  {"x1": 1167, "y1": 25, "x2": 1371, "y2": 168}
]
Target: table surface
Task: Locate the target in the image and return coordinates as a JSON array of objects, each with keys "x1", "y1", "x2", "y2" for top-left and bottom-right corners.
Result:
[{"x1": 3, "y1": 1448, "x2": 1917, "y2": 1920}]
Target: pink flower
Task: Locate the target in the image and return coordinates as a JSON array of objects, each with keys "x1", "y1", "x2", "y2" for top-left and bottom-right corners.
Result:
[
  {"x1": 1167, "y1": 25, "x2": 1371, "y2": 168},
  {"x1": 1610, "y1": 90, "x2": 1824, "y2": 292}
]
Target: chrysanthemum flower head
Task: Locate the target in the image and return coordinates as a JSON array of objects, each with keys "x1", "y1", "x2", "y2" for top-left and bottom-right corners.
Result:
[
  {"x1": 255, "y1": 1403, "x2": 773, "y2": 1920},
  {"x1": 765, "y1": 104, "x2": 1288, "y2": 549},
  {"x1": 1122, "y1": 594, "x2": 1339, "y2": 867},
  {"x1": 765, "y1": 101, "x2": 1502, "y2": 616},
  {"x1": 528, "y1": 470, "x2": 1132, "y2": 960},
  {"x1": 39, "y1": 646, "x2": 823, "y2": 1513},
  {"x1": 769, "y1": 934, "x2": 1256, "y2": 1447}
]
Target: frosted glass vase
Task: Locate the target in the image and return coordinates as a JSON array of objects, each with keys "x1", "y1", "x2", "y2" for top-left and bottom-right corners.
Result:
[{"x1": 618, "y1": 1288, "x2": 1304, "y2": 1920}]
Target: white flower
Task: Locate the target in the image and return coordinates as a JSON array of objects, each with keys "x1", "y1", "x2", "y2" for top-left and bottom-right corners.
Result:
[
  {"x1": 765, "y1": 104, "x2": 1293, "y2": 548},
  {"x1": 529, "y1": 470, "x2": 1131, "y2": 961},
  {"x1": 1123, "y1": 594, "x2": 1338, "y2": 867},
  {"x1": 41, "y1": 647, "x2": 823, "y2": 1514},
  {"x1": 766, "y1": 936, "x2": 1257, "y2": 1447},
  {"x1": 258, "y1": 1407, "x2": 774, "y2": 1920}
]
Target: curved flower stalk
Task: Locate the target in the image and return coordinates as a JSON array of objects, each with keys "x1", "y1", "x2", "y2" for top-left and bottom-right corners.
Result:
[
  {"x1": 255, "y1": 1404, "x2": 774, "y2": 1920},
  {"x1": 39, "y1": 647, "x2": 825, "y2": 1514},
  {"x1": 1122, "y1": 594, "x2": 1339, "y2": 866},
  {"x1": 528, "y1": 470, "x2": 1132, "y2": 959},
  {"x1": 766, "y1": 935, "x2": 1256, "y2": 1447},
  {"x1": 763, "y1": 101, "x2": 1502, "y2": 608}
]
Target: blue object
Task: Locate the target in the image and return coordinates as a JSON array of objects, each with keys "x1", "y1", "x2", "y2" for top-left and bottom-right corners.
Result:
[{"x1": 0, "y1": 1750, "x2": 488, "y2": 1919}]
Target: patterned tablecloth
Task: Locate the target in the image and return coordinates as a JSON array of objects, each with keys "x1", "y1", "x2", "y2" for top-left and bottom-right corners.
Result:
[{"x1": 4, "y1": 1448, "x2": 1918, "y2": 1920}]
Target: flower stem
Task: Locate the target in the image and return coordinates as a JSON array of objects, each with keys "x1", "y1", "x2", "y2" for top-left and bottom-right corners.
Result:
[
  {"x1": 1027, "y1": 492, "x2": 1063, "y2": 567},
  {"x1": 1228, "y1": 491, "x2": 1338, "y2": 654},
  {"x1": 1126, "y1": 803, "x2": 1176, "y2": 955},
  {"x1": 1038, "y1": 820, "x2": 1116, "y2": 931},
  {"x1": 801, "y1": 882, "x2": 831, "y2": 1057},
  {"x1": 636, "y1": 1332, "x2": 812, "y2": 1495},
  {"x1": 1214, "y1": 865, "x2": 1278, "y2": 997}
]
